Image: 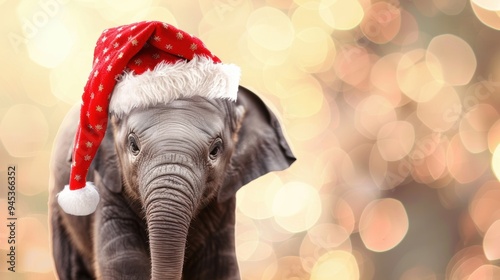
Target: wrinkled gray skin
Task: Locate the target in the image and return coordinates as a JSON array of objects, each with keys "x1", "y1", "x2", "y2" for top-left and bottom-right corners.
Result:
[{"x1": 49, "y1": 87, "x2": 295, "y2": 280}]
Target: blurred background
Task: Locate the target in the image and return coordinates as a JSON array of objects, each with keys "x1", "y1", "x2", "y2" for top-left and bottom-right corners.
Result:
[{"x1": 0, "y1": 0, "x2": 500, "y2": 279}]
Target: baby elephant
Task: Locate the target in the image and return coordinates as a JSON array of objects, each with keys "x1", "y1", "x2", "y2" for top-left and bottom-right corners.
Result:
[{"x1": 49, "y1": 86, "x2": 295, "y2": 279}]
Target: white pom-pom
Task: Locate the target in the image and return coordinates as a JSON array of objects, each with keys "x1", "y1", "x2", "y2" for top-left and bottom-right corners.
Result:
[{"x1": 57, "y1": 182, "x2": 100, "y2": 216}]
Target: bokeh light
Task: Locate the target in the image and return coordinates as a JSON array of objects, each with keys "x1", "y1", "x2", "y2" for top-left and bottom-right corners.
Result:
[
  {"x1": 370, "y1": 52, "x2": 406, "y2": 107},
  {"x1": 334, "y1": 45, "x2": 373, "y2": 88},
  {"x1": 468, "y1": 264, "x2": 500, "y2": 280},
  {"x1": 446, "y1": 245, "x2": 490, "y2": 279},
  {"x1": 471, "y1": 2, "x2": 500, "y2": 30},
  {"x1": 400, "y1": 265, "x2": 438, "y2": 280},
  {"x1": 417, "y1": 86, "x2": 461, "y2": 132},
  {"x1": 247, "y1": 7, "x2": 294, "y2": 51},
  {"x1": 376, "y1": 121, "x2": 415, "y2": 161},
  {"x1": 319, "y1": 0, "x2": 364, "y2": 30},
  {"x1": 0, "y1": 104, "x2": 49, "y2": 157},
  {"x1": 489, "y1": 120, "x2": 500, "y2": 152},
  {"x1": 50, "y1": 49, "x2": 93, "y2": 104},
  {"x1": 236, "y1": 173, "x2": 282, "y2": 220},
  {"x1": 310, "y1": 250, "x2": 359, "y2": 280},
  {"x1": 361, "y1": 2, "x2": 401, "y2": 44},
  {"x1": 2, "y1": 0, "x2": 500, "y2": 279},
  {"x1": 468, "y1": 181, "x2": 500, "y2": 234},
  {"x1": 290, "y1": 27, "x2": 336, "y2": 73},
  {"x1": 397, "y1": 49, "x2": 445, "y2": 102},
  {"x1": 235, "y1": 213, "x2": 259, "y2": 261},
  {"x1": 331, "y1": 198, "x2": 356, "y2": 235},
  {"x1": 17, "y1": 216, "x2": 52, "y2": 273},
  {"x1": 300, "y1": 223, "x2": 352, "y2": 272},
  {"x1": 290, "y1": 1, "x2": 333, "y2": 33},
  {"x1": 359, "y1": 198, "x2": 409, "y2": 252},
  {"x1": 434, "y1": 0, "x2": 467, "y2": 15},
  {"x1": 262, "y1": 256, "x2": 308, "y2": 279},
  {"x1": 472, "y1": 0, "x2": 500, "y2": 11},
  {"x1": 280, "y1": 75, "x2": 324, "y2": 118},
  {"x1": 392, "y1": 8, "x2": 419, "y2": 46},
  {"x1": 355, "y1": 95, "x2": 397, "y2": 139},
  {"x1": 493, "y1": 145, "x2": 500, "y2": 180},
  {"x1": 132, "y1": 6, "x2": 178, "y2": 24},
  {"x1": 272, "y1": 181, "x2": 322, "y2": 233},
  {"x1": 96, "y1": 0, "x2": 153, "y2": 22},
  {"x1": 426, "y1": 34, "x2": 477, "y2": 86},
  {"x1": 16, "y1": 1, "x2": 76, "y2": 68},
  {"x1": 447, "y1": 134, "x2": 490, "y2": 183},
  {"x1": 459, "y1": 104, "x2": 498, "y2": 154},
  {"x1": 483, "y1": 220, "x2": 500, "y2": 261}
]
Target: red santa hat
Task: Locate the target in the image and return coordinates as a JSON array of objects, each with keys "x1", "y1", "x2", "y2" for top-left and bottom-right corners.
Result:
[{"x1": 57, "y1": 21, "x2": 240, "y2": 216}]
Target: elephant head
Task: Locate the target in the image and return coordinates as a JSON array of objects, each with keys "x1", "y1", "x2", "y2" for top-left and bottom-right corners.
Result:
[{"x1": 92, "y1": 86, "x2": 295, "y2": 279}]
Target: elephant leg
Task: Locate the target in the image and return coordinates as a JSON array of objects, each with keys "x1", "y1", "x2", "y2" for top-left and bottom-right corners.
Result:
[
  {"x1": 184, "y1": 227, "x2": 240, "y2": 279},
  {"x1": 184, "y1": 197, "x2": 241, "y2": 279},
  {"x1": 51, "y1": 208, "x2": 94, "y2": 280},
  {"x1": 93, "y1": 199, "x2": 151, "y2": 280}
]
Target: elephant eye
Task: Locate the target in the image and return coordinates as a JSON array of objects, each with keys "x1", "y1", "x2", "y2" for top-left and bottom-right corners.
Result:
[
  {"x1": 128, "y1": 133, "x2": 140, "y2": 156},
  {"x1": 209, "y1": 138, "x2": 223, "y2": 161}
]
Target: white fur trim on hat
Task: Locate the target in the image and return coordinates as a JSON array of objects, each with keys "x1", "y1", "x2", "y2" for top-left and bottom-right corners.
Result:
[
  {"x1": 109, "y1": 56, "x2": 241, "y2": 116},
  {"x1": 57, "y1": 183, "x2": 100, "y2": 216}
]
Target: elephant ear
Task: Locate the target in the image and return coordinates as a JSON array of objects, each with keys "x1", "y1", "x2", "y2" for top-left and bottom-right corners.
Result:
[
  {"x1": 218, "y1": 86, "x2": 296, "y2": 202},
  {"x1": 92, "y1": 126, "x2": 123, "y2": 193}
]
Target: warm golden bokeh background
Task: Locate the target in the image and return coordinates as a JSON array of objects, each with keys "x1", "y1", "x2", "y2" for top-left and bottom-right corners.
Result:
[{"x1": 1, "y1": 0, "x2": 500, "y2": 279}]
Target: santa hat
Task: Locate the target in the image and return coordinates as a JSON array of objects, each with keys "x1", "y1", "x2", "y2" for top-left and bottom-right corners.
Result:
[{"x1": 57, "y1": 21, "x2": 241, "y2": 216}]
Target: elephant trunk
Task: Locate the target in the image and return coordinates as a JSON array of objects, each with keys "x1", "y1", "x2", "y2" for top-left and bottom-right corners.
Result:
[{"x1": 142, "y1": 176, "x2": 197, "y2": 280}]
